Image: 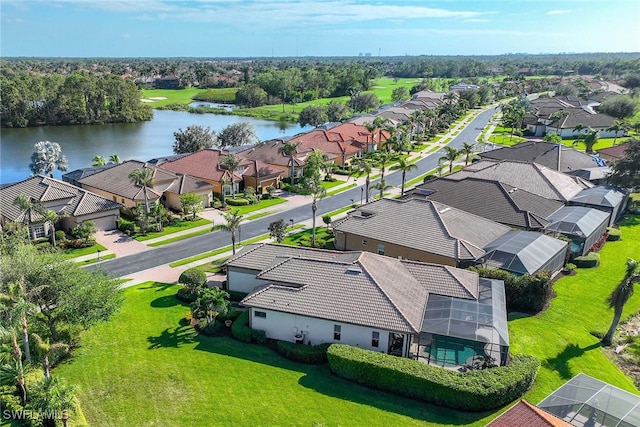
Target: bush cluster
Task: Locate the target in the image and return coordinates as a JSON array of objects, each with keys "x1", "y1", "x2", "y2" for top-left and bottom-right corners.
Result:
[
  {"x1": 276, "y1": 341, "x2": 331, "y2": 364},
  {"x1": 226, "y1": 198, "x2": 250, "y2": 206},
  {"x1": 230, "y1": 310, "x2": 266, "y2": 344},
  {"x1": 573, "y1": 252, "x2": 600, "y2": 268},
  {"x1": 468, "y1": 267, "x2": 550, "y2": 313},
  {"x1": 606, "y1": 227, "x2": 621, "y2": 241},
  {"x1": 117, "y1": 217, "x2": 136, "y2": 234},
  {"x1": 327, "y1": 344, "x2": 540, "y2": 412},
  {"x1": 228, "y1": 290, "x2": 248, "y2": 302}
]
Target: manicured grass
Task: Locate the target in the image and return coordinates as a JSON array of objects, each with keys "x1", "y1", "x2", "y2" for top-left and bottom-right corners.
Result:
[
  {"x1": 326, "y1": 205, "x2": 359, "y2": 218},
  {"x1": 135, "y1": 218, "x2": 211, "y2": 241},
  {"x1": 147, "y1": 229, "x2": 212, "y2": 247},
  {"x1": 281, "y1": 227, "x2": 334, "y2": 247},
  {"x1": 326, "y1": 182, "x2": 357, "y2": 196},
  {"x1": 558, "y1": 136, "x2": 632, "y2": 153},
  {"x1": 77, "y1": 253, "x2": 116, "y2": 265},
  {"x1": 141, "y1": 88, "x2": 209, "y2": 107},
  {"x1": 224, "y1": 197, "x2": 287, "y2": 216},
  {"x1": 509, "y1": 215, "x2": 640, "y2": 404},
  {"x1": 62, "y1": 243, "x2": 107, "y2": 259},
  {"x1": 321, "y1": 179, "x2": 343, "y2": 190},
  {"x1": 246, "y1": 211, "x2": 275, "y2": 220},
  {"x1": 54, "y1": 282, "x2": 488, "y2": 426}
]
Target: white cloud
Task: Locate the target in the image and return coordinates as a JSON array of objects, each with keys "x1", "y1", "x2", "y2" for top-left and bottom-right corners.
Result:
[{"x1": 546, "y1": 10, "x2": 572, "y2": 15}]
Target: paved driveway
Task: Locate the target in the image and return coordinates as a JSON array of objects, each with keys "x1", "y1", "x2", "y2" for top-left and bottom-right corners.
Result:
[{"x1": 95, "y1": 229, "x2": 149, "y2": 257}]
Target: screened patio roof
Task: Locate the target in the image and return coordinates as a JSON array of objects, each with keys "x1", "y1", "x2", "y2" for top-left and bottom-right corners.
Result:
[
  {"x1": 537, "y1": 373, "x2": 640, "y2": 427},
  {"x1": 421, "y1": 278, "x2": 509, "y2": 347},
  {"x1": 545, "y1": 206, "x2": 609, "y2": 238}
]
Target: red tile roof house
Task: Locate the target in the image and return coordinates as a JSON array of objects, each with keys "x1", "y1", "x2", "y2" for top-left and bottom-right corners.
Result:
[
  {"x1": 597, "y1": 142, "x2": 630, "y2": 164},
  {"x1": 158, "y1": 148, "x2": 283, "y2": 196},
  {"x1": 0, "y1": 176, "x2": 122, "y2": 238},
  {"x1": 324, "y1": 122, "x2": 380, "y2": 154},
  {"x1": 294, "y1": 129, "x2": 363, "y2": 166},
  {"x1": 237, "y1": 139, "x2": 309, "y2": 183},
  {"x1": 75, "y1": 160, "x2": 213, "y2": 213},
  {"x1": 487, "y1": 400, "x2": 572, "y2": 427}
]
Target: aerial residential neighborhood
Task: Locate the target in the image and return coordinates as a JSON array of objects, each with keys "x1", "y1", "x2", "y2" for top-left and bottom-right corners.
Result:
[{"x1": 1, "y1": 2, "x2": 640, "y2": 427}]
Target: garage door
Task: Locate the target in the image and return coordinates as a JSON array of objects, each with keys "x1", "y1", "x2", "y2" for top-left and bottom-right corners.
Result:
[{"x1": 86, "y1": 214, "x2": 117, "y2": 231}]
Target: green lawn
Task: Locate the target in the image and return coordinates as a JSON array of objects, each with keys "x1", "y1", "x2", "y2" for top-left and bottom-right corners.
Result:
[
  {"x1": 134, "y1": 218, "x2": 211, "y2": 241},
  {"x1": 509, "y1": 214, "x2": 640, "y2": 403},
  {"x1": 147, "y1": 229, "x2": 212, "y2": 247},
  {"x1": 61, "y1": 243, "x2": 107, "y2": 259},
  {"x1": 224, "y1": 197, "x2": 287, "y2": 216},
  {"x1": 54, "y1": 282, "x2": 488, "y2": 426},
  {"x1": 282, "y1": 227, "x2": 334, "y2": 247},
  {"x1": 141, "y1": 88, "x2": 210, "y2": 108},
  {"x1": 77, "y1": 253, "x2": 116, "y2": 265}
]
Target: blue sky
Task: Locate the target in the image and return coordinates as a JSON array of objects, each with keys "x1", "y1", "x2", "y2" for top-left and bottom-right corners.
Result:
[{"x1": 1, "y1": 0, "x2": 639, "y2": 57}]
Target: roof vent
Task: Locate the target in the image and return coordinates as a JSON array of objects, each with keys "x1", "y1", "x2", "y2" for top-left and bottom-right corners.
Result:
[
  {"x1": 438, "y1": 207, "x2": 451, "y2": 214},
  {"x1": 346, "y1": 267, "x2": 362, "y2": 275},
  {"x1": 508, "y1": 187, "x2": 518, "y2": 193}
]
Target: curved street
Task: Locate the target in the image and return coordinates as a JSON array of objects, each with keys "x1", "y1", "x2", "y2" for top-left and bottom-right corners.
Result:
[{"x1": 90, "y1": 107, "x2": 498, "y2": 277}]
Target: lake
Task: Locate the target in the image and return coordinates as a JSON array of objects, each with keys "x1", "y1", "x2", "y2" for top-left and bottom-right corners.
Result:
[{"x1": 0, "y1": 110, "x2": 312, "y2": 184}]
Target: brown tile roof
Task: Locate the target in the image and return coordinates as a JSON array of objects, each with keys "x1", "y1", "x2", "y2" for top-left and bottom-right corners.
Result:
[
  {"x1": 411, "y1": 177, "x2": 564, "y2": 230},
  {"x1": 242, "y1": 251, "x2": 480, "y2": 334},
  {"x1": 487, "y1": 400, "x2": 572, "y2": 427},
  {"x1": 450, "y1": 160, "x2": 592, "y2": 202},
  {"x1": 164, "y1": 174, "x2": 213, "y2": 195},
  {"x1": 0, "y1": 176, "x2": 121, "y2": 223},
  {"x1": 78, "y1": 160, "x2": 169, "y2": 201},
  {"x1": 225, "y1": 243, "x2": 345, "y2": 272},
  {"x1": 597, "y1": 142, "x2": 629, "y2": 159},
  {"x1": 237, "y1": 140, "x2": 310, "y2": 169},
  {"x1": 295, "y1": 129, "x2": 362, "y2": 159},
  {"x1": 158, "y1": 149, "x2": 239, "y2": 183},
  {"x1": 238, "y1": 158, "x2": 285, "y2": 178},
  {"x1": 333, "y1": 198, "x2": 510, "y2": 262}
]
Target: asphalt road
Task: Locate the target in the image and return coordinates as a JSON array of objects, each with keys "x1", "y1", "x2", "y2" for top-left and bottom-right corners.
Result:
[{"x1": 91, "y1": 107, "x2": 497, "y2": 277}]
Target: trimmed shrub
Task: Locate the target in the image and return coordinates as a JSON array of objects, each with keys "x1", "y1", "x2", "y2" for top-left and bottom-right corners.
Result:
[
  {"x1": 55, "y1": 230, "x2": 67, "y2": 242},
  {"x1": 276, "y1": 341, "x2": 331, "y2": 364},
  {"x1": 231, "y1": 310, "x2": 253, "y2": 343},
  {"x1": 327, "y1": 344, "x2": 540, "y2": 411},
  {"x1": 117, "y1": 217, "x2": 135, "y2": 234},
  {"x1": 573, "y1": 252, "x2": 600, "y2": 268},
  {"x1": 176, "y1": 287, "x2": 198, "y2": 303},
  {"x1": 252, "y1": 329, "x2": 267, "y2": 344},
  {"x1": 218, "y1": 309, "x2": 243, "y2": 322},
  {"x1": 227, "y1": 198, "x2": 250, "y2": 206},
  {"x1": 178, "y1": 267, "x2": 207, "y2": 290},
  {"x1": 606, "y1": 227, "x2": 621, "y2": 241},
  {"x1": 468, "y1": 267, "x2": 550, "y2": 313},
  {"x1": 200, "y1": 319, "x2": 223, "y2": 336}
]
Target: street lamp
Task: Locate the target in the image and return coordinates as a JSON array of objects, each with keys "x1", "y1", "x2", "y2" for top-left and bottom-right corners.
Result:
[{"x1": 289, "y1": 218, "x2": 294, "y2": 228}]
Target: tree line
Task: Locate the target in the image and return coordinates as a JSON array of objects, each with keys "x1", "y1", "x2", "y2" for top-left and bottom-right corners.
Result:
[{"x1": 1, "y1": 72, "x2": 153, "y2": 128}]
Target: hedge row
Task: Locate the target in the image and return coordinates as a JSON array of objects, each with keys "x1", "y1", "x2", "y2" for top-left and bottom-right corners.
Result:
[
  {"x1": 276, "y1": 341, "x2": 331, "y2": 364},
  {"x1": 468, "y1": 267, "x2": 550, "y2": 313},
  {"x1": 231, "y1": 310, "x2": 266, "y2": 344},
  {"x1": 226, "y1": 198, "x2": 250, "y2": 206},
  {"x1": 573, "y1": 252, "x2": 600, "y2": 268},
  {"x1": 327, "y1": 344, "x2": 539, "y2": 412}
]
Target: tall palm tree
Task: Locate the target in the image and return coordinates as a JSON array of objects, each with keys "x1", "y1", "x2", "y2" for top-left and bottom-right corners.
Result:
[
  {"x1": 108, "y1": 153, "x2": 121, "y2": 164},
  {"x1": 42, "y1": 209, "x2": 59, "y2": 246},
  {"x1": 602, "y1": 259, "x2": 640, "y2": 346},
  {"x1": 92, "y1": 155, "x2": 106, "y2": 166},
  {"x1": 439, "y1": 146, "x2": 459, "y2": 174},
  {"x1": 607, "y1": 120, "x2": 630, "y2": 145},
  {"x1": 33, "y1": 334, "x2": 69, "y2": 380},
  {"x1": 396, "y1": 157, "x2": 418, "y2": 196},
  {"x1": 459, "y1": 142, "x2": 476, "y2": 166},
  {"x1": 363, "y1": 121, "x2": 378, "y2": 150},
  {"x1": 30, "y1": 376, "x2": 77, "y2": 427},
  {"x1": 277, "y1": 141, "x2": 300, "y2": 185},
  {"x1": 573, "y1": 128, "x2": 600, "y2": 153},
  {"x1": 13, "y1": 193, "x2": 53, "y2": 241},
  {"x1": 377, "y1": 151, "x2": 393, "y2": 184},
  {"x1": 549, "y1": 111, "x2": 569, "y2": 136},
  {"x1": 0, "y1": 282, "x2": 35, "y2": 364},
  {"x1": 128, "y1": 166, "x2": 154, "y2": 214},
  {"x1": 219, "y1": 209, "x2": 244, "y2": 255},
  {"x1": 371, "y1": 179, "x2": 393, "y2": 200},
  {"x1": 29, "y1": 141, "x2": 69, "y2": 178},
  {"x1": 355, "y1": 158, "x2": 373, "y2": 203},
  {"x1": 573, "y1": 123, "x2": 586, "y2": 138},
  {"x1": 304, "y1": 177, "x2": 327, "y2": 248},
  {"x1": 373, "y1": 116, "x2": 389, "y2": 151},
  {"x1": 219, "y1": 154, "x2": 241, "y2": 197},
  {"x1": 219, "y1": 177, "x2": 228, "y2": 207}
]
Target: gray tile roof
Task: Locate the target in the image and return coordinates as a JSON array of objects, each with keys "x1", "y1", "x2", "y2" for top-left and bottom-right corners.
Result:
[
  {"x1": 242, "y1": 251, "x2": 480, "y2": 334},
  {"x1": 78, "y1": 160, "x2": 173, "y2": 201},
  {"x1": 450, "y1": 160, "x2": 593, "y2": 202},
  {"x1": 333, "y1": 198, "x2": 510, "y2": 261},
  {"x1": 225, "y1": 243, "x2": 345, "y2": 272},
  {"x1": 479, "y1": 141, "x2": 603, "y2": 173},
  {"x1": 0, "y1": 176, "x2": 121, "y2": 222},
  {"x1": 411, "y1": 177, "x2": 564, "y2": 230}
]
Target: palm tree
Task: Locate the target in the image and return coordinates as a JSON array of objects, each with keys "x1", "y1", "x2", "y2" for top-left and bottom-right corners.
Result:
[
  {"x1": 92, "y1": 155, "x2": 106, "y2": 166},
  {"x1": 151, "y1": 203, "x2": 169, "y2": 232},
  {"x1": 219, "y1": 177, "x2": 228, "y2": 207},
  {"x1": 33, "y1": 334, "x2": 69, "y2": 380},
  {"x1": 128, "y1": 166, "x2": 154, "y2": 214},
  {"x1": 602, "y1": 259, "x2": 640, "y2": 346},
  {"x1": 439, "y1": 146, "x2": 459, "y2": 174},
  {"x1": 108, "y1": 153, "x2": 121, "y2": 164},
  {"x1": 191, "y1": 287, "x2": 229, "y2": 326},
  {"x1": 573, "y1": 128, "x2": 600, "y2": 153},
  {"x1": 30, "y1": 376, "x2": 77, "y2": 427},
  {"x1": 373, "y1": 116, "x2": 389, "y2": 151},
  {"x1": 277, "y1": 141, "x2": 300, "y2": 185},
  {"x1": 304, "y1": 176, "x2": 327, "y2": 247},
  {"x1": 377, "y1": 151, "x2": 393, "y2": 184},
  {"x1": 42, "y1": 209, "x2": 59, "y2": 246},
  {"x1": 607, "y1": 120, "x2": 630, "y2": 145},
  {"x1": 219, "y1": 209, "x2": 244, "y2": 255},
  {"x1": 355, "y1": 158, "x2": 373, "y2": 203},
  {"x1": 363, "y1": 121, "x2": 378, "y2": 150},
  {"x1": 459, "y1": 142, "x2": 476, "y2": 166},
  {"x1": 0, "y1": 282, "x2": 35, "y2": 364},
  {"x1": 13, "y1": 193, "x2": 55, "y2": 242},
  {"x1": 549, "y1": 111, "x2": 569, "y2": 136},
  {"x1": 396, "y1": 157, "x2": 418, "y2": 196},
  {"x1": 573, "y1": 123, "x2": 586, "y2": 138},
  {"x1": 29, "y1": 141, "x2": 69, "y2": 178},
  {"x1": 371, "y1": 179, "x2": 393, "y2": 200}
]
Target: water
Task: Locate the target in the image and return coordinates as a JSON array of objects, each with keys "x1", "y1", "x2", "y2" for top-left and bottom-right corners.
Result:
[{"x1": 0, "y1": 110, "x2": 311, "y2": 184}]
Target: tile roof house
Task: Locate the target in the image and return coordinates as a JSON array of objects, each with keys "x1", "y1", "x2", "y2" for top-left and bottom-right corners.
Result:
[
  {"x1": 544, "y1": 206, "x2": 609, "y2": 256},
  {"x1": 408, "y1": 177, "x2": 564, "y2": 231},
  {"x1": 332, "y1": 198, "x2": 511, "y2": 267},
  {"x1": 240, "y1": 249, "x2": 509, "y2": 366},
  {"x1": 75, "y1": 160, "x2": 213, "y2": 212},
  {"x1": 449, "y1": 160, "x2": 593, "y2": 202},
  {"x1": 569, "y1": 185, "x2": 628, "y2": 227},
  {"x1": 293, "y1": 129, "x2": 363, "y2": 165},
  {"x1": 237, "y1": 139, "x2": 308, "y2": 182},
  {"x1": 487, "y1": 400, "x2": 572, "y2": 427},
  {"x1": 0, "y1": 176, "x2": 121, "y2": 239},
  {"x1": 479, "y1": 141, "x2": 607, "y2": 174},
  {"x1": 597, "y1": 142, "x2": 630, "y2": 164}
]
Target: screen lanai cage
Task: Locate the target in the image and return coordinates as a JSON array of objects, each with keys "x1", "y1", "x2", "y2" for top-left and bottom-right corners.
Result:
[
  {"x1": 410, "y1": 278, "x2": 509, "y2": 368},
  {"x1": 538, "y1": 373, "x2": 640, "y2": 427}
]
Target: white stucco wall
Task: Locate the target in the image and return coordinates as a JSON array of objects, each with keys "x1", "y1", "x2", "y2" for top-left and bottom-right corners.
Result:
[
  {"x1": 227, "y1": 267, "x2": 265, "y2": 294},
  {"x1": 249, "y1": 308, "x2": 391, "y2": 354}
]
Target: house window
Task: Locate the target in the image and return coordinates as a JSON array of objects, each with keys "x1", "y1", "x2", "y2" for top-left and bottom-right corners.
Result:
[
  {"x1": 377, "y1": 244, "x2": 385, "y2": 255},
  {"x1": 372, "y1": 331, "x2": 380, "y2": 348},
  {"x1": 254, "y1": 311, "x2": 267, "y2": 318},
  {"x1": 32, "y1": 224, "x2": 46, "y2": 239},
  {"x1": 362, "y1": 239, "x2": 367, "y2": 246},
  {"x1": 112, "y1": 196, "x2": 117, "y2": 202},
  {"x1": 333, "y1": 325, "x2": 341, "y2": 341},
  {"x1": 121, "y1": 198, "x2": 125, "y2": 203}
]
